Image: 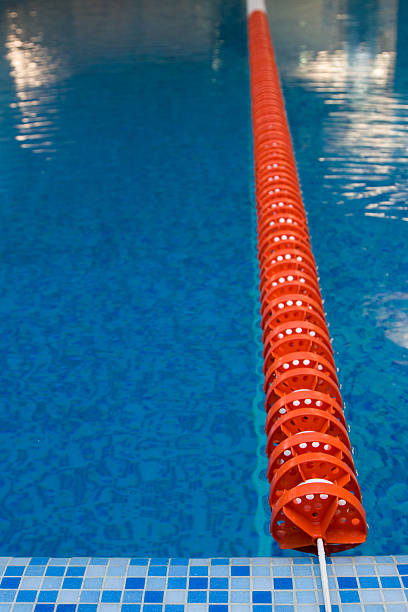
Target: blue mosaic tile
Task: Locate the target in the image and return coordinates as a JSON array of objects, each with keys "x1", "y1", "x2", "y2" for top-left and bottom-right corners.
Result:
[
  {"x1": 252, "y1": 591, "x2": 272, "y2": 603},
  {"x1": 231, "y1": 567, "x2": 250, "y2": 577},
  {"x1": 274, "y1": 578, "x2": 293, "y2": 590},
  {"x1": 147, "y1": 567, "x2": 167, "y2": 577},
  {"x1": 187, "y1": 591, "x2": 206, "y2": 603},
  {"x1": 209, "y1": 578, "x2": 228, "y2": 589},
  {"x1": 338, "y1": 577, "x2": 358, "y2": 589},
  {"x1": 210, "y1": 560, "x2": 229, "y2": 566},
  {"x1": 380, "y1": 577, "x2": 401, "y2": 588},
  {"x1": 188, "y1": 578, "x2": 208, "y2": 590}
]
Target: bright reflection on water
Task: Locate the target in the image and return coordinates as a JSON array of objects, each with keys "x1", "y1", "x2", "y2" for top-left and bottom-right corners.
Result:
[{"x1": 265, "y1": 0, "x2": 408, "y2": 554}]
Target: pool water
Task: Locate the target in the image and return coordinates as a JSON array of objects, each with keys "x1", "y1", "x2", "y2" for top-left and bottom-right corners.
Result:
[{"x1": 0, "y1": 0, "x2": 407, "y2": 558}]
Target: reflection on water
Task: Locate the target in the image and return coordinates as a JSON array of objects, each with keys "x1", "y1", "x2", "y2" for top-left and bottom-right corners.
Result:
[{"x1": 3, "y1": 0, "x2": 220, "y2": 157}]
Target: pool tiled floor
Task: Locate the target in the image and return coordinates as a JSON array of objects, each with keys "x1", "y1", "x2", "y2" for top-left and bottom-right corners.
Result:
[{"x1": 1, "y1": 556, "x2": 407, "y2": 611}]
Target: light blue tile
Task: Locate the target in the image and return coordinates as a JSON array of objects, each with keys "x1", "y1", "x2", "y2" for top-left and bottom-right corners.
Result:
[
  {"x1": 229, "y1": 606, "x2": 251, "y2": 612},
  {"x1": 333, "y1": 566, "x2": 356, "y2": 577},
  {"x1": 145, "y1": 578, "x2": 166, "y2": 589},
  {"x1": 315, "y1": 576, "x2": 336, "y2": 590},
  {"x1": 126, "y1": 568, "x2": 147, "y2": 578},
  {"x1": 293, "y1": 566, "x2": 312, "y2": 576},
  {"x1": 355, "y1": 558, "x2": 375, "y2": 565},
  {"x1": 356, "y1": 565, "x2": 377, "y2": 576},
  {"x1": 231, "y1": 559, "x2": 250, "y2": 566},
  {"x1": 189, "y1": 560, "x2": 209, "y2": 566},
  {"x1": 377, "y1": 565, "x2": 398, "y2": 576},
  {"x1": 230, "y1": 578, "x2": 250, "y2": 589},
  {"x1": 86, "y1": 566, "x2": 107, "y2": 577},
  {"x1": 359, "y1": 589, "x2": 383, "y2": 603},
  {"x1": 98, "y1": 604, "x2": 120, "y2": 612},
  {"x1": 382, "y1": 590, "x2": 405, "y2": 603},
  {"x1": 9, "y1": 560, "x2": 30, "y2": 566},
  {"x1": 230, "y1": 591, "x2": 250, "y2": 604},
  {"x1": 164, "y1": 591, "x2": 186, "y2": 604},
  {"x1": 271, "y1": 560, "x2": 291, "y2": 566},
  {"x1": 274, "y1": 591, "x2": 293, "y2": 604},
  {"x1": 252, "y1": 559, "x2": 271, "y2": 566},
  {"x1": 375, "y1": 558, "x2": 394, "y2": 564},
  {"x1": 252, "y1": 567, "x2": 271, "y2": 576},
  {"x1": 18, "y1": 579, "x2": 42, "y2": 589},
  {"x1": 186, "y1": 605, "x2": 207, "y2": 612},
  {"x1": 108, "y1": 559, "x2": 129, "y2": 566},
  {"x1": 210, "y1": 567, "x2": 228, "y2": 577},
  {"x1": 340, "y1": 605, "x2": 362, "y2": 611},
  {"x1": 252, "y1": 577, "x2": 273, "y2": 590},
  {"x1": 395, "y1": 557, "x2": 408, "y2": 564},
  {"x1": 106, "y1": 567, "x2": 127, "y2": 577},
  {"x1": 82, "y1": 578, "x2": 103, "y2": 589},
  {"x1": 296, "y1": 591, "x2": 316, "y2": 604},
  {"x1": 41, "y1": 577, "x2": 62, "y2": 589},
  {"x1": 168, "y1": 567, "x2": 188, "y2": 577},
  {"x1": 294, "y1": 577, "x2": 314, "y2": 589},
  {"x1": 363, "y1": 606, "x2": 385, "y2": 612},
  {"x1": 70, "y1": 558, "x2": 90, "y2": 565},
  {"x1": 57, "y1": 589, "x2": 81, "y2": 603},
  {"x1": 103, "y1": 577, "x2": 125, "y2": 589},
  {"x1": 90, "y1": 559, "x2": 109, "y2": 566},
  {"x1": 80, "y1": 591, "x2": 100, "y2": 603},
  {"x1": 48, "y1": 559, "x2": 69, "y2": 566},
  {"x1": 385, "y1": 605, "x2": 408, "y2": 612},
  {"x1": 12, "y1": 605, "x2": 34, "y2": 612},
  {"x1": 272, "y1": 567, "x2": 292, "y2": 577}
]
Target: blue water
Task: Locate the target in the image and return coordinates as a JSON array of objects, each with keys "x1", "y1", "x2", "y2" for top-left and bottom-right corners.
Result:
[
  {"x1": 0, "y1": 0, "x2": 262, "y2": 556},
  {"x1": 1, "y1": 0, "x2": 408, "y2": 558},
  {"x1": 266, "y1": 0, "x2": 408, "y2": 555}
]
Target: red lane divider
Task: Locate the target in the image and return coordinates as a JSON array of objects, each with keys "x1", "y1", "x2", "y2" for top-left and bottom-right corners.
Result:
[{"x1": 248, "y1": 9, "x2": 367, "y2": 555}]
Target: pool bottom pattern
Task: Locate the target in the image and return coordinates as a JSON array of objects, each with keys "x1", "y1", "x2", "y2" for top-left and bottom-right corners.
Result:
[{"x1": 0, "y1": 557, "x2": 407, "y2": 611}]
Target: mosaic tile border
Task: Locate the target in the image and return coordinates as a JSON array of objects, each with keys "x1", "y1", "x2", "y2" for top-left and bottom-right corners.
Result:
[{"x1": 1, "y1": 557, "x2": 408, "y2": 612}]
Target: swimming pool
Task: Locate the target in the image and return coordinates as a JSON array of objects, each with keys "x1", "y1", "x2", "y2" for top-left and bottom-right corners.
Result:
[{"x1": 1, "y1": 0, "x2": 407, "y2": 558}]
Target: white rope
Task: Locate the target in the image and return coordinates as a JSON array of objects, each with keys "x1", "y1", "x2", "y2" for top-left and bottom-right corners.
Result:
[
  {"x1": 317, "y1": 538, "x2": 332, "y2": 612},
  {"x1": 247, "y1": 0, "x2": 267, "y2": 15}
]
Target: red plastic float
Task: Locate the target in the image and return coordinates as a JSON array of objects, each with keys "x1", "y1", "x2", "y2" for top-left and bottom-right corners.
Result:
[{"x1": 247, "y1": 4, "x2": 367, "y2": 555}]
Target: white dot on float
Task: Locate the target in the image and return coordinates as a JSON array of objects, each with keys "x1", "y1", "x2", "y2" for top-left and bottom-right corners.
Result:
[
  {"x1": 268, "y1": 177, "x2": 273, "y2": 182},
  {"x1": 270, "y1": 221, "x2": 275, "y2": 226},
  {"x1": 277, "y1": 255, "x2": 283, "y2": 261},
  {"x1": 279, "y1": 217, "x2": 285, "y2": 222},
  {"x1": 272, "y1": 282, "x2": 277, "y2": 286},
  {"x1": 303, "y1": 359, "x2": 310, "y2": 365},
  {"x1": 299, "y1": 442, "x2": 307, "y2": 449},
  {"x1": 293, "y1": 400, "x2": 300, "y2": 406},
  {"x1": 338, "y1": 499, "x2": 346, "y2": 506},
  {"x1": 274, "y1": 175, "x2": 280, "y2": 180},
  {"x1": 290, "y1": 236, "x2": 295, "y2": 240},
  {"x1": 288, "y1": 275, "x2": 294, "y2": 281},
  {"x1": 305, "y1": 399, "x2": 312, "y2": 405},
  {"x1": 279, "y1": 202, "x2": 284, "y2": 207},
  {"x1": 297, "y1": 256, "x2": 302, "y2": 261},
  {"x1": 306, "y1": 494, "x2": 314, "y2": 500},
  {"x1": 279, "y1": 277, "x2": 285, "y2": 283},
  {"x1": 312, "y1": 442, "x2": 320, "y2": 448},
  {"x1": 285, "y1": 254, "x2": 291, "y2": 260},
  {"x1": 316, "y1": 400, "x2": 322, "y2": 406},
  {"x1": 278, "y1": 303, "x2": 284, "y2": 309},
  {"x1": 296, "y1": 300, "x2": 302, "y2": 306},
  {"x1": 294, "y1": 498, "x2": 302, "y2": 504},
  {"x1": 317, "y1": 364, "x2": 323, "y2": 371},
  {"x1": 278, "y1": 333, "x2": 284, "y2": 339},
  {"x1": 293, "y1": 360, "x2": 299, "y2": 366},
  {"x1": 272, "y1": 259, "x2": 276, "y2": 264},
  {"x1": 282, "y1": 235, "x2": 288, "y2": 240},
  {"x1": 320, "y1": 494, "x2": 328, "y2": 500},
  {"x1": 309, "y1": 331, "x2": 316, "y2": 337},
  {"x1": 267, "y1": 165, "x2": 272, "y2": 169},
  {"x1": 286, "y1": 329, "x2": 293, "y2": 335},
  {"x1": 295, "y1": 327, "x2": 302, "y2": 333},
  {"x1": 287, "y1": 300, "x2": 293, "y2": 306},
  {"x1": 273, "y1": 163, "x2": 278, "y2": 168},
  {"x1": 279, "y1": 407, "x2": 286, "y2": 414},
  {"x1": 283, "y1": 449, "x2": 291, "y2": 456},
  {"x1": 272, "y1": 203, "x2": 277, "y2": 208},
  {"x1": 283, "y1": 363, "x2": 289, "y2": 369},
  {"x1": 274, "y1": 237, "x2": 280, "y2": 242},
  {"x1": 324, "y1": 444, "x2": 331, "y2": 450},
  {"x1": 279, "y1": 459, "x2": 284, "y2": 464},
  {"x1": 275, "y1": 188, "x2": 280, "y2": 192},
  {"x1": 287, "y1": 218, "x2": 293, "y2": 224},
  {"x1": 300, "y1": 277, "x2": 305, "y2": 283}
]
